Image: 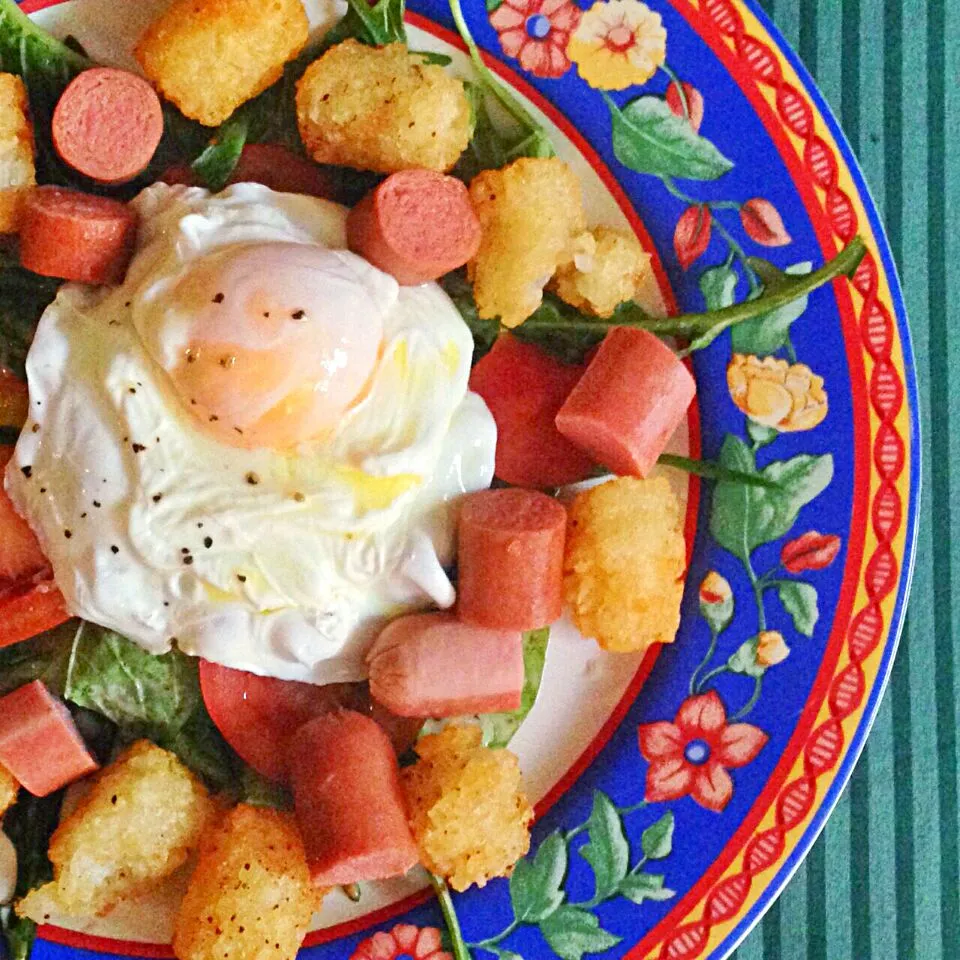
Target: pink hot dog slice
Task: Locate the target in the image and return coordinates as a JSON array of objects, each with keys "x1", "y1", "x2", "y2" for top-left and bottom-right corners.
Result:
[
  {"x1": 289, "y1": 710, "x2": 419, "y2": 887},
  {"x1": 555, "y1": 327, "x2": 696, "y2": 477},
  {"x1": 367, "y1": 612, "x2": 524, "y2": 718},
  {"x1": 52, "y1": 67, "x2": 163, "y2": 184},
  {"x1": 20, "y1": 186, "x2": 137, "y2": 284},
  {"x1": 0, "y1": 681, "x2": 99, "y2": 797},
  {"x1": 457, "y1": 488, "x2": 567, "y2": 632},
  {"x1": 347, "y1": 169, "x2": 481, "y2": 285}
]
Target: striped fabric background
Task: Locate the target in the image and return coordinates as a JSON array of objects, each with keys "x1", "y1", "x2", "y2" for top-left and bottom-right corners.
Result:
[{"x1": 731, "y1": 1, "x2": 959, "y2": 958}]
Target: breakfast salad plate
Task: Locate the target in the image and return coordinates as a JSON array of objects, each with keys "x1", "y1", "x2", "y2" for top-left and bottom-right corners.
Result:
[{"x1": 0, "y1": 0, "x2": 917, "y2": 960}]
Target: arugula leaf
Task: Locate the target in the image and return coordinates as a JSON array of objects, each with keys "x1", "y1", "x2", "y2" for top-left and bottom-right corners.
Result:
[
  {"x1": 444, "y1": 238, "x2": 867, "y2": 365},
  {"x1": 449, "y1": 0, "x2": 555, "y2": 181},
  {"x1": 190, "y1": 112, "x2": 250, "y2": 191},
  {"x1": 63, "y1": 624, "x2": 238, "y2": 790},
  {"x1": 0, "y1": 618, "x2": 77, "y2": 697},
  {"x1": 478, "y1": 628, "x2": 549, "y2": 748},
  {"x1": 1, "y1": 790, "x2": 63, "y2": 960},
  {"x1": 0, "y1": 256, "x2": 62, "y2": 379}
]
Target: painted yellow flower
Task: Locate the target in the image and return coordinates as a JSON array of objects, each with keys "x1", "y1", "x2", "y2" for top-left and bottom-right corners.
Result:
[
  {"x1": 756, "y1": 631, "x2": 790, "y2": 667},
  {"x1": 727, "y1": 354, "x2": 828, "y2": 432},
  {"x1": 566, "y1": 0, "x2": 666, "y2": 91}
]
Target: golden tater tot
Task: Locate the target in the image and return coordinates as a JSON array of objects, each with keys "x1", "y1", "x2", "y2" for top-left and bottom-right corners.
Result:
[
  {"x1": 173, "y1": 805, "x2": 316, "y2": 960},
  {"x1": 553, "y1": 226, "x2": 652, "y2": 318},
  {"x1": 17, "y1": 741, "x2": 215, "y2": 920},
  {"x1": 296, "y1": 40, "x2": 471, "y2": 173},
  {"x1": 0, "y1": 74, "x2": 34, "y2": 232},
  {"x1": 402, "y1": 725, "x2": 531, "y2": 892},
  {"x1": 135, "y1": 0, "x2": 308, "y2": 127},
  {"x1": 564, "y1": 476, "x2": 686, "y2": 653},
  {"x1": 0, "y1": 764, "x2": 17, "y2": 817},
  {"x1": 468, "y1": 157, "x2": 585, "y2": 328}
]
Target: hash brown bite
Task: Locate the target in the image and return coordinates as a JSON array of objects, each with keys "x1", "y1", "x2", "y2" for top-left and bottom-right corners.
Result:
[
  {"x1": 296, "y1": 40, "x2": 471, "y2": 173},
  {"x1": 173, "y1": 805, "x2": 316, "y2": 960},
  {"x1": 553, "y1": 226, "x2": 652, "y2": 318},
  {"x1": 0, "y1": 764, "x2": 17, "y2": 817},
  {"x1": 564, "y1": 476, "x2": 686, "y2": 653},
  {"x1": 135, "y1": 0, "x2": 309, "y2": 127},
  {"x1": 402, "y1": 724, "x2": 532, "y2": 892},
  {"x1": 0, "y1": 73, "x2": 35, "y2": 232},
  {"x1": 468, "y1": 157, "x2": 586, "y2": 328},
  {"x1": 17, "y1": 740, "x2": 215, "y2": 920}
]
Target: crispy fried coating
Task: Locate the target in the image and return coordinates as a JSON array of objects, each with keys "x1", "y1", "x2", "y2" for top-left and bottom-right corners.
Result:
[
  {"x1": 0, "y1": 74, "x2": 34, "y2": 232},
  {"x1": 468, "y1": 157, "x2": 585, "y2": 328},
  {"x1": 402, "y1": 725, "x2": 531, "y2": 892},
  {"x1": 564, "y1": 476, "x2": 686, "y2": 654},
  {"x1": 553, "y1": 226, "x2": 652, "y2": 318},
  {"x1": 17, "y1": 741, "x2": 215, "y2": 920},
  {"x1": 296, "y1": 40, "x2": 471, "y2": 173},
  {"x1": 0, "y1": 764, "x2": 17, "y2": 817},
  {"x1": 135, "y1": 0, "x2": 309, "y2": 127},
  {"x1": 173, "y1": 805, "x2": 316, "y2": 960}
]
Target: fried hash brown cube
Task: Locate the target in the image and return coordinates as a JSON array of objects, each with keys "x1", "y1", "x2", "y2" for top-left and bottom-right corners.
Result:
[
  {"x1": 0, "y1": 74, "x2": 34, "y2": 232},
  {"x1": 173, "y1": 805, "x2": 316, "y2": 960},
  {"x1": 17, "y1": 740, "x2": 215, "y2": 920},
  {"x1": 402, "y1": 725, "x2": 531, "y2": 892},
  {"x1": 553, "y1": 226, "x2": 652, "y2": 318},
  {"x1": 564, "y1": 476, "x2": 686, "y2": 654},
  {"x1": 135, "y1": 0, "x2": 309, "y2": 127},
  {"x1": 0, "y1": 764, "x2": 17, "y2": 817},
  {"x1": 468, "y1": 157, "x2": 585, "y2": 328},
  {"x1": 296, "y1": 40, "x2": 471, "y2": 173}
]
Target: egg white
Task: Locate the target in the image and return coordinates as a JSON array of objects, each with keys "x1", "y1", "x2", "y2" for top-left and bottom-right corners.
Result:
[{"x1": 5, "y1": 183, "x2": 496, "y2": 684}]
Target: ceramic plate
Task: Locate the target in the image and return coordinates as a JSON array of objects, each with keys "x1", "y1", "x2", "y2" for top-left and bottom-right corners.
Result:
[{"x1": 18, "y1": 0, "x2": 918, "y2": 958}]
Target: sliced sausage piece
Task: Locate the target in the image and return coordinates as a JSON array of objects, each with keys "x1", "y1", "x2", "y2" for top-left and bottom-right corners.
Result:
[
  {"x1": 555, "y1": 327, "x2": 696, "y2": 478},
  {"x1": 52, "y1": 68, "x2": 163, "y2": 184},
  {"x1": 160, "y1": 144, "x2": 336, "y2": 198},
  {"x1": 457, "y1": 488, "x2": 567, "y2": 631},
  {"x1": 20, "y1": 186, "x2": 138, "y2": 284},
  {"x1": 367, "y1": 612, "x2": 524, "y2": 717},
  {"x1": 288, "y1": 710, "x2": 419, "y2": 887},
  {"x1": 347, "y1": 169, "x2": 481, "y2": 285},
  {"x1": 0, "y1": 681, "x2": 98, "y2": 797}
]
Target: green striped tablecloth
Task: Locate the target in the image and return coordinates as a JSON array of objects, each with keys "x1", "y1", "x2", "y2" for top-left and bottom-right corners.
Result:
[{"x1": 732, "y1": 1, "x2": 958, "y2": 958}]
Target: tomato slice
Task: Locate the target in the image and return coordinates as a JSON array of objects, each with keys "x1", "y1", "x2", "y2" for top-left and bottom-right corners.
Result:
[
  {"x1": 469, "y1": 334, "x2": 596, "y2": 488},
  {"x1": 199, "y1": 661, "x2": 422, "y2": 783},
  {"x1": 161, "y1": 143, "x2": 335, "y2": 198},
  {"x1": 0, "y1": 581, "x2": 69, "y2": 650}
]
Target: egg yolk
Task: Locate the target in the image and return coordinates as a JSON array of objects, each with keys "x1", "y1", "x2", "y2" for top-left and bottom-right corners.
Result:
[{"x1": 164, "y1": 244, "x2": 387, "y2": 449}]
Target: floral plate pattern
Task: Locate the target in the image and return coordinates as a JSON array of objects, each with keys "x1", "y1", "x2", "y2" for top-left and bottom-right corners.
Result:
[{"x1": 19, "y1": 0, "x2": 918, "y2": 959}]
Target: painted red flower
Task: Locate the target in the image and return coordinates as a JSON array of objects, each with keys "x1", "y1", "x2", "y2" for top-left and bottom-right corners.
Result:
[
  {"x1": 349, "y1": 923, "x2": 452, "y2": 960},
  {"x1": 781, "y1": 531, "x2": 841, "y2": 573},
  {"x1": 490, "y1": 0, "x2": 581, "y2": 79},
  {"x1": 638, "y1": 691, "x2": 768, "y2": 813}
]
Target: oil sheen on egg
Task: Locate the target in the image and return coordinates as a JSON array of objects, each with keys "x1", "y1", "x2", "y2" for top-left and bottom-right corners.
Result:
[{"x1": 4, "y1": 183, "x2": 496, "y2": 684}]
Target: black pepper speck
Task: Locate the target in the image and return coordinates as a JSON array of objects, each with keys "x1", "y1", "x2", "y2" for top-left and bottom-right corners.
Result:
[
  {"x1": 204, "y1": 537, "x2": 213, "y2": 549},
  {"x1": 237, "y1": 574, "x2": 247, "y2": 583},
  {"x1": 245, "y1": 472, "x2": 260, "y2": 485},
  {"x1": 93, "y1": 500, "x2": 101, "y2": 508},
  {"x1": 183, "y1": 555, "x2": 194, "y2": 565},
  {"x1": 213, "y1": 292, "x2": 224, "y2": 303},
  {"x1": 291, "y1": 310, "x2": 305, "y2": 320},
  {"x1": 64, "y1": 529, "x2": 72, "y2": 539},
  {"x1": 132, "y1": 443, "x2": 145, "y2": 453},
  {"x1": 20, "y1": 465, "x2": 31, "y2": 478},
  {"x1": 153, "y1": 493, "x2": 163, "y2": 503},
  {"x1": 110, "y1": 545, "x2": 119, "y2": 554}
]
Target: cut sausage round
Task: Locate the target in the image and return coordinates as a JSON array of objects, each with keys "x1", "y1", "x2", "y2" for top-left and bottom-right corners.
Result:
[
  {"x1": 52, "y1": 67, "x2": 163, "y2": 184},
  {"x1": 289, "y1": 710, "x2": 419, "y2": 887},
  {"x1": 367, "y1": 612, "x2": 524, "y2": 717},
  {"x1": 347, "y1": 169, "x2": 481, "y2": 285},
  {"x1": 457, "y1": 488, "x2": 567, "y2": 631},
  {"x1": 19, "y1": 186, "x2": 138, "y2": 285},
  {"x1": 556, "y1": 327, "x2": 696, "y2": 477}
]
